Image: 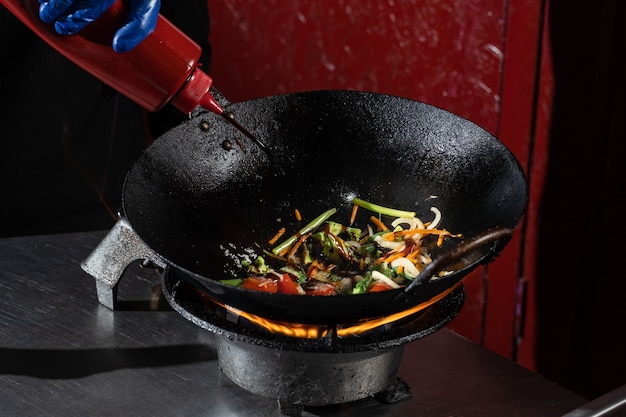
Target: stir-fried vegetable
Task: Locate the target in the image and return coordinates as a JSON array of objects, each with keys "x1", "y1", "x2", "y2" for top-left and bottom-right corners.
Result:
[
  {"x1": 352, "y1": 198, "x2": 416, "y2": 219},
  {"x1": 271, "y1": 208, "x2": 337, "y2": 256},
  {"x1": 221, "y1": 199, "x2": 460, "y2": 295}
]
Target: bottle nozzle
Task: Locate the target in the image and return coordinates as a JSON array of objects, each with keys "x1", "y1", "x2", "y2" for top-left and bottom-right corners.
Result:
[{"x1": 171, "y1": 68, "x2": 224, "y2": 115}]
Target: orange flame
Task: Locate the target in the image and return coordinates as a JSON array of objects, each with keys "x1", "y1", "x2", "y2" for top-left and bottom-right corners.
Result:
[{"x1": 218, "y1": 282, "x2": 461, "y2": 338}]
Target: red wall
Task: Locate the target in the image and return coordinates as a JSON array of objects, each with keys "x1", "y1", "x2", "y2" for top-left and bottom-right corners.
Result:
[{"x1": 207, "y1": 0, "x2": 505, "y2": 132}]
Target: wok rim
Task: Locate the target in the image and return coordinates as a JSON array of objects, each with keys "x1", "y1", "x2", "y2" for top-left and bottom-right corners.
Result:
[{"x1": 161, "y1": 268, "x2": 467, "y2": 352}]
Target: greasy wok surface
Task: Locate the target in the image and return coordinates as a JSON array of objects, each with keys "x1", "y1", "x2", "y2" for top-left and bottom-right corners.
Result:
[{"x1": 122, "y1": 90, "x2": 527, "y2": 323}]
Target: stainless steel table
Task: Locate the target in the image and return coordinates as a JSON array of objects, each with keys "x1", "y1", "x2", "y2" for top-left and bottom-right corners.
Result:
[{"x1": 0, "y1": 231, "x2": 588, "y2": 416}]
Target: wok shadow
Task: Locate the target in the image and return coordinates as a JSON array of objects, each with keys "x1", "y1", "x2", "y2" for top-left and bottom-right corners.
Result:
[{"x1": 0, "y1": 344, "x2": 217, "y2": 379}]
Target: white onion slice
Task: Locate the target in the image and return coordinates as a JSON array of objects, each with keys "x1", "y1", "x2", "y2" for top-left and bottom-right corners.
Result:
[
  {"x1": 391, "y1": 217, "x2": 422, "y2": 230},
  {"x1": 390, "y1": 257, "x2": 420, "y2": 278},
  {"x1": 371, "y1": 270, "x2": 401, "y2": 289},
  {"x1": 427, "y1": 207, "x2": 442, "y2": 229},
  {"x1": 374, "y1": 235, "x2": 404, "y2": 250}
]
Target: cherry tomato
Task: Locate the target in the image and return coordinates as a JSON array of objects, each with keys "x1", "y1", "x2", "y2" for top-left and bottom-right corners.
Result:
[
  {"x1": 278, "y1": 273, "x2": 302, "y2": 295},
  {"x1": 243, "y1": 276, "x2": 279, "y2": 293},
  {"x1": 305, "y1": 282, "x2": 335, "y2": 296},
  {"x1": 369, "y1": 282, "x2": 394, "y2": 292}
]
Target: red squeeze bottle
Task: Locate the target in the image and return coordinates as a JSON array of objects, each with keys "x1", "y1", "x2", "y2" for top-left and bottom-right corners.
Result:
[{"x1": 1, "y1": 0, "x2": 223, "y2": 115}]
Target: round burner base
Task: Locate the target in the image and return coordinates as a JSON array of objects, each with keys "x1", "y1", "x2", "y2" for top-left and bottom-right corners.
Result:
[{"x1": 216, "y1": 334, "x2": 404, "y2": 406}]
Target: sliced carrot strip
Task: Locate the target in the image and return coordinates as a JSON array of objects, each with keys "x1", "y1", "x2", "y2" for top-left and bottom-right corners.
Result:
[
  {"x1": 370, "y1": 216, "x2": 388, "y2": 231},
  {"x1": 268, "y1": 227, "x2": 286, "y2": 245},
  {"x1": 393, "y1": 228, "x2": 451, "y2": 237},
  {"x1": 407, "y1": 249, "x2": 421, "y2": 260},
  {"x1": 375, "y1": 244, "x2": 410, "y2": 264},
  {"x1": 295, "y1": 209, "x2": 302, "y2": 221},
  {"x1": 350, "y1": 204, "x2": 359, "y2": 226},
  {"x1": 289, "y1": 233, "x2": 310, "y2": 257},
  {"x1": 279, "y1": 245, "x2": 292, "y2": 257},
  {"x1": 382, "y1": 251, "x2": 405, "y2": 263}
]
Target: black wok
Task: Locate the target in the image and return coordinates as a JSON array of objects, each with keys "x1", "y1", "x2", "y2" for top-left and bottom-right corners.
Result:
[{"x1": 122, "y1": 90, "x2": 527, "y2": 324}]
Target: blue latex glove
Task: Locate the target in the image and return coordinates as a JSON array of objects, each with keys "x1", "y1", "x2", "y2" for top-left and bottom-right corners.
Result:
[{"x1": 39, "y1": 0, "x2": 161, "y2": 53}]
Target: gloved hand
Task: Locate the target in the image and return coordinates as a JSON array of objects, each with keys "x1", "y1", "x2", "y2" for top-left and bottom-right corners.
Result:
[{"x1": 38, "y1": 0, "x2": 161, "y2": 53}]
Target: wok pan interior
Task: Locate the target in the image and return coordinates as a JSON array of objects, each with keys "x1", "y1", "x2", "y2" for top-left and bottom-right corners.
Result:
[{"x1": 122, "y1": 90, "x2": 527, "y2": 323}]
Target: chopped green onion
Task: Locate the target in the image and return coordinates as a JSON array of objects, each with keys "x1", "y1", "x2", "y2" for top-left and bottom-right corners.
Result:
[
  {"x1": 352, "y1": 198, "x2": 415, "y2": 218},
  {"x1": 220, "y1": 278, "x2": 243, "y2": 286},
  {"x1": 352, "y1": 272, "x2": 373, "y2": 294},
  {"x1": 272, "y1": 208, "x2": 337, "y2": 255}
]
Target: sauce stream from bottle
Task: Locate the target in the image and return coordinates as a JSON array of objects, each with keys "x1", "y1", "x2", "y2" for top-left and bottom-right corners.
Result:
[{"x1": 219, "y1": 112, "x2": 274, "y2": 165}]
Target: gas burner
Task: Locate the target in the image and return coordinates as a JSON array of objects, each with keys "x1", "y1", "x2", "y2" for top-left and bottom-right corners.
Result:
[{"x1": 161, "y1": 269, "x2": 465, "y2": 412}]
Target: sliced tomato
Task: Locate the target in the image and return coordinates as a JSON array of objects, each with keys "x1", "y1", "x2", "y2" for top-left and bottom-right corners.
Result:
[
  {"x1": 305, "y1": 282, "x2": 335, "y2": 296},
  {"x1": 278, "y1": 273, "x2": 303, "y2": 295},
  {"x1": 369, "y1": 282, "x2": 394, "y2": 293},
  {"x1": 243, "y1": 276, "x2": 279, "y2": 293}
]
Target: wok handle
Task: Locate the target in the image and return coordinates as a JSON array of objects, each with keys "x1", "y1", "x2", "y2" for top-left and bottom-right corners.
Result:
[
  {"x1": 81, "y1": 218, "x2": 166, "y2": 309},
  {"x1": 398, "y1": 227, "x2": 514, "y2": 298}
]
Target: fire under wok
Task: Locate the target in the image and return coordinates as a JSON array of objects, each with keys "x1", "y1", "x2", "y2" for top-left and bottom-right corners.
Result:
[{"x1": 119, "y1": 90, "x2": 528, "y2": 324}]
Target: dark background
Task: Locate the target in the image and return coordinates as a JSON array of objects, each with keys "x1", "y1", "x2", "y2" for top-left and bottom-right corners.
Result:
[{"x1": 534, "y1": 0, "x2": 626, "y2": 400}]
